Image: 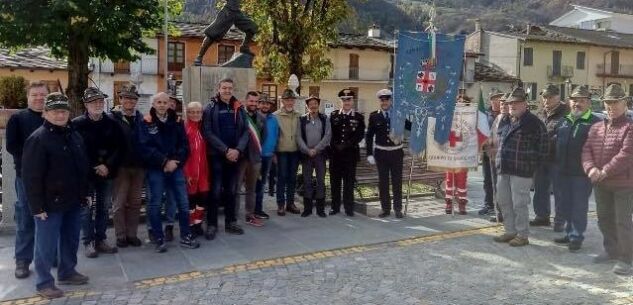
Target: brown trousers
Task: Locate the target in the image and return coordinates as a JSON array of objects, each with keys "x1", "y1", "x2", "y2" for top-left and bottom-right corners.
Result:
[{"x1": 112, "y1": 167, "x2": 145, "y2": 240}]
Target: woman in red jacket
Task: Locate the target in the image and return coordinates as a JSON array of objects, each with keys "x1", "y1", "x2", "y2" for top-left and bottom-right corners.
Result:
[
  {"x1": 582, "y1": 84, "x2": 633, "y2": 276},
  {"x1": 184, "y1": 102, "x2": 210, "y2": 237}
]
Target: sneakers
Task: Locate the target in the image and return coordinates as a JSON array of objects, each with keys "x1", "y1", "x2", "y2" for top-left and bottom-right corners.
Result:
[
  {"x1": 127, "y1": 236, "x2": 142, "y2": 247},
  {"x1": 164, "y1": 225, "x2": 174, "y2": 242},
  {"x1": 84, "y1": 242, "x2": 98, "y2": 258},
  {"x1": 378, "y1": 211, "x2": 391, "y2": 218},
  {"x1": 246, "y1": 215, "x2": 264, "y2": 227},
  {"x1": 568, "y1": 240, "x2": 582, "y2": 252},
  {"x1": 14, "y1": 261, "x2": 30, "y2": 279},
  {"x1": 286, "y1": 204, "x2": 301, "y2": 214},
  {"x1": 509, "y1": 236, "x2": 529, "y2": 247},
  {"x1": 37, "y1": 286, "x2": 64, "y2": 299},
  {"x1": 58, "y1": 272, "x2": 89, "y2": 285},
  {"x1": 493, "y1": 233, "x2": 516, "y2": 243},
  {"x1": 155, "y1": 239, "x2": 167, "y2": 253},
  {"x1": 254, "y1": 211, "x2": 270, "y2": 219},
  {"x1": 529, "y1": 216, "x2": 551, "y2": 227},
  {"x1": 395, "y1": 211, "x2": 404, "y2": 219},
  {"x1": 225, "y1": 223, "x2": 245, "y2": 235},
  {"x1": 180, "y1": 234, "x2": 200, "y2": 249},
  {"x1": 95, "y1": 241, "x2": 118, "y2": 254},
  {"x1": 612, "y1": 261, "x2": 633, "y2": 276},
  {"x1": 116, "y1": 238, "x2": 128, "y2": 248},
  {"x1": 593, "y1": 252, "x2": 616, "y2": 264},
  {"x1": 553, "y1": 236, "x2": 570, "y2": 244},
  {"x1": 204, "y1": 226, "x2": 217, "y2": 241}
]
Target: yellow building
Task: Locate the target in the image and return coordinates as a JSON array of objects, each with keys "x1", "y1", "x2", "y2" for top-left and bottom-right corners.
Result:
[
  {"x1": 466, "y1": 24, "x2": 633, "y2": 101},
  {"x1": 0, "y1": 47, "x2": 68, "y2": 94}
]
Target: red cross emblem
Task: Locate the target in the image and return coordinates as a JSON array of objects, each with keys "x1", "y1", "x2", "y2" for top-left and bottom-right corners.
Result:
[
  {"x1": 416, "y1": 60, "x2": 436, "y2": 93},
  {"x1": 448, "y1": 130, "x2": 462, "y2": 147}
]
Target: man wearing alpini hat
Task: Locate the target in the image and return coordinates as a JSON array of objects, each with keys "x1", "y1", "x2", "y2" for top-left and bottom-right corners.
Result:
[
  {"x1": 72, "y1": 87, "x2": 124, "y2": 258},
  {"x1": 553, "y1": 85, "x2": 601, "y2": 252},
  {"x1": 493, "y1": 87, "x2": 548, "y2": 247},
  {"x1": 23, "y1": 93, "x2": 91, "y2": 298}
]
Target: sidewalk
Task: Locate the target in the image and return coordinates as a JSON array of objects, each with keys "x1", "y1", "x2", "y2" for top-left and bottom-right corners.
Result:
[{"x1": 0, "y1": 169, "x2": 599, "y2": 302}]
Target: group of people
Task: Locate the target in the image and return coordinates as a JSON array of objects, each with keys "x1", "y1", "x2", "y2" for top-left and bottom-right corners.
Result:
[
  {"x1": 7, "y1": 78, "x2": 413, "y2": 298},
  {"x1": 478, "y1": 83, "x2": 633, "y2": 277}
]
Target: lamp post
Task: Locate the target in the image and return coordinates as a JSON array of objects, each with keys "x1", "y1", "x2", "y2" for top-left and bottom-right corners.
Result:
[
  {"x1": 565, "y1": 78, "x2": 572, "y2": 100},
  {"x1": 168, "y1": 73, "x2": 176, "y2": 97}
]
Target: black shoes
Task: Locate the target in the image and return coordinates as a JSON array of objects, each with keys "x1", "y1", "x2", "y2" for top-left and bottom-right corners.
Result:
[
  {"x1": 395, "y1": 211, "x2": 404, "y2": 219},
  {"x1": 553, "y1": 222, "x2": 565, "y2": 232},
  {"x1": 127, "y1": 237, "x2": 143, "y2": 247},
  {"x1": 58, "y1": 272, "x2": 89, "y2": 285},
  {"x1": 301, "y1": 210, "x2": 313, "y2": 217},
  {"x1": 180, "y1": 234, "x2": 200, "y2": 249},
  {"x1": 116, "y1": 238, "x2": 128, "y2": 248},
  {"x1": 554, "y1": 236, "x2": 570, "y2": 244},
  {"x1": 529, "y1": 216, "x2": 551, "y2": 227},
  {"x1": 329, "y1": 210, "x2": 339, "y2": 216},
  {"x1": 164, "y1": 225, "x2": 174, "y2": 242},
  {"x1": 225, "y1": 223, "x2": 245, "y2": 235},
  {"x1": 205, "y1": 226, "x2": 217, "y2": 240},
  {"x1": 478, "y1": 206, "x2": 494, "y2": 215},
  {"x1": 378, "y1": 211, "x2": 390, "y2": 218},
  {"x1": 14, "y1": 261, "x2": 30, "y2": 279},
  {"x1": 37, "y1": 286, "x2": 64, "y2": 299},
  {"x1": 254, "y1": 211, "x2": 270, "y2": 219},
  {"x1": 568, "y1": 240, "x2": 582, "y2": 252},
  {"x1": 345, "y1": 211, "x2": 354, "y2": 217},
  {"x1": 155, "y1": 239, "x2": 167, "y2": 253},
  {"x1": 95, "y1": 241, "x2": 118, "y2": 254},
  {"x1": 286, "y1": 204, "x2": 301, "y2": 214}
]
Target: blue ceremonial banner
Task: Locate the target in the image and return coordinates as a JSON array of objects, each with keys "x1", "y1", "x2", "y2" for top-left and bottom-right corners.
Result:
[{"x1": 391, "y1": 32, "x2": 465, "y2": 155}]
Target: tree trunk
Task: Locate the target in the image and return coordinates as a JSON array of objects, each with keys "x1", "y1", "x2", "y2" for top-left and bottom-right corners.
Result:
[{"x1": 66, "y1": 29, "x2": 90, "y2": 117}]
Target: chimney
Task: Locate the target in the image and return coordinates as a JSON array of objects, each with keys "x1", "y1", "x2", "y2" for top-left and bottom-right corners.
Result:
[
  {"x1": 474, "y1": 19, "x2": 481, "y2": 32},
  {"x1": 368, "y1": 24, "x2": 381, "y2": 38},
  {"x1": 526, "y1": 23, "x2": 531, "y2": 35}
]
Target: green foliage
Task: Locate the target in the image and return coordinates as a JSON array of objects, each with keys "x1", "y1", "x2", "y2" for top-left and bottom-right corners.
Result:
[
  {"x1": 242, "y1": 0, "x2": 349, "y2": 87},
  {"x1": 0, "y1": 76, "x2": 28, "y2": 109}
]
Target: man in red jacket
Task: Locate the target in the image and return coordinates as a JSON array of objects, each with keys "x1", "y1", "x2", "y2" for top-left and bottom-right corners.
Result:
[{"x1": 582, "y1": 83, "x2": 633, "y2": 276}]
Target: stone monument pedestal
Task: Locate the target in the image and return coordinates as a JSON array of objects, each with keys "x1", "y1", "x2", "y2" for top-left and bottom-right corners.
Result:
[{"x1": 182, "y1": 66, "x2": 257, "y2": 106}]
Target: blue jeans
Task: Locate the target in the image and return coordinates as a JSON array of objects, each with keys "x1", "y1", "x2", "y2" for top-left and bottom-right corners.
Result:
[
  {"x1": 556, "y1": 174, "x2": 592, "y2": 241},
  {"x1": 34, "y1": 208, "x2": 81, "y2": 290},
  {"x1": 145, "y1": 178, "x2": 176, "y2": 229},
  {"x1": 255, "y1": 156, "x2": 273, "y2": 214},
  {"x1": 81, "y1": 179, "x2": 112, "y2": 245},
  {"x1": 14, "y1": 177, "x2": 35, "y2": 264},
  {"x1": 532, "y1": 162, "x2": 564, "y2": 224},
  {"x1": 146, "y1": 169, "x2": 190, "y2": 241},
  {"x1": 276, "y1": 152, "x2": 299, "y2": 208}
]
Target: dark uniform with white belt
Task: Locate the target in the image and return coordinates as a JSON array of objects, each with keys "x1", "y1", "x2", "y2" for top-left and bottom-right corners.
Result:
[
  {"x1": 329, "y1": 89, "x2": 365, "y2": 216},
  {"x1": 365, "y1": 89, "x2": 411, "y2": 218}
]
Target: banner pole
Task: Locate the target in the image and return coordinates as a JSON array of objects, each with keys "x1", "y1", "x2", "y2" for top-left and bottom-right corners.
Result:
[
  {"x1": 451, "y1": 170, "x2": 456, "y2": 217},
  {"x1": 404, "y1": 153, "x2": 415, "y2": 216}
]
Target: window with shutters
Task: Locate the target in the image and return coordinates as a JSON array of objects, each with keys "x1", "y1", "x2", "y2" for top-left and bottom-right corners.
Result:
[
  {"x1": 349, "y1": 54, "x2": 359, "y2": 80},
  {"x1": 168, "y1": 42, "x2": 185, "y2": 71},
  {"x1": 523, "y1": 48, "x2": 533, "y2": 66}
]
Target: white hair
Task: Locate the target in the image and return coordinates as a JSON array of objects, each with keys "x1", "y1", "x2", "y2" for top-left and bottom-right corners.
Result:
[
  {"x1": 187, "y1": 101, "x2": 203, "y2": 110},
  {"x1": 151, "y1": 92, "x2": 170, "y2": 104}
]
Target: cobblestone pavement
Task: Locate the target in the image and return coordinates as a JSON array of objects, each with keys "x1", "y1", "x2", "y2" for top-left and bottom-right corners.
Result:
[{"x1": 2, "y1": 217, "x2": 633, "y2": 305}]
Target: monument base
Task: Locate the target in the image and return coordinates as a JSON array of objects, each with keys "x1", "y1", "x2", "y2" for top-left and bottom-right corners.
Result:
[{"x1": 182, "y1": 66, "x2": 257, "y2": 106}]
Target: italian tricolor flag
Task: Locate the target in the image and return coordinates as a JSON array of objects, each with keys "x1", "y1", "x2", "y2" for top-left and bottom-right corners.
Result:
[
  {"x1": 245, "y1": 114, "x2": 262, "y2": 154},
  {"x1": 477, "y1": 88, "x2": 490, "y2": 147}
]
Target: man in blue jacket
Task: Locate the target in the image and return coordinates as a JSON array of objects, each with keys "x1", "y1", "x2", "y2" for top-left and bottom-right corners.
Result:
[
  {"x1": 254, "y1": 94, "x2": 279, "y2": 220},
  {"x1": 553, "y1": 85, "x2": 601, "y2": 252},
  {"x1": 23, "y1": 93, "x2": 90, "y2": 299},
  {"x1": 138, "y1": 92, "x2": 199, "y2": 253},
  {"x1": 202, "y1": 78, "x2": 249, "y2": 238},
  {"x1": 6, "y1": 81, "x2": 47, "y2": 279}
]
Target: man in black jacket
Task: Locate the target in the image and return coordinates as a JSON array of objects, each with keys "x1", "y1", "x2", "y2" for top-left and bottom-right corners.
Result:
[
  {"x1": 329, "y1": 88, "x2": 365, "y2": 216},
  {"x1": 23, "y1": 93, "x2": 90, "y2": 299},
  {"x1": 365, "y1": 89, "x2": 410, "y2": 218},
  {"x1": 139, "y1": 92, "x2": 200, "y2": 253},
  {"x1": 109, "y1": 84, "x2": 145, "y2": 248},
  {"x1": 6, "y1": 81, "x2": 47, "y2": 279},
  {"x1": 72, "y1": 87, "x2": 123, "y2": 258},
  {"x1": 202, "y1": 78, "x2": 249, "y2": 238}
]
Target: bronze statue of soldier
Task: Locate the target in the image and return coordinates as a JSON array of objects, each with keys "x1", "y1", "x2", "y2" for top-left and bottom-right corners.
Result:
[{"x1": 193, "y1": 0, "x2": 258, "y2": 67}]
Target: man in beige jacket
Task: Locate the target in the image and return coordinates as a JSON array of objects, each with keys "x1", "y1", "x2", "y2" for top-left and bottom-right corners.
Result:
[{"x1": 274, "y1": 89, "x2": 302, "y2": 216}]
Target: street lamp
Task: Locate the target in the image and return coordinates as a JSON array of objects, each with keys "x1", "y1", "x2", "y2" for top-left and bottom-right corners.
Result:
[{"x1": 565, "y1": 78, "x2": 572, "y2": 99}]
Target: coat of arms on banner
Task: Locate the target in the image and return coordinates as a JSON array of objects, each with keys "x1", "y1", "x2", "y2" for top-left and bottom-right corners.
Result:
[{"x1": 416, "y1": 59, "x2": 436, "y2": 93}]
